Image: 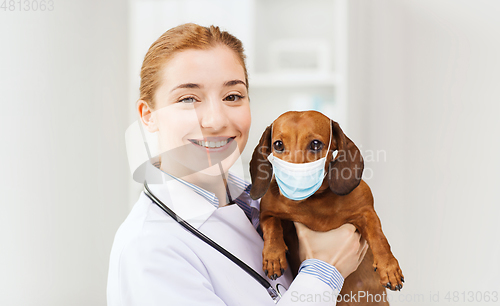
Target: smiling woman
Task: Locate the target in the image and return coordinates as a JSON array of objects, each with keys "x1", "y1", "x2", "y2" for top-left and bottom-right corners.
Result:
[
  {"x1": 137, "y1": 44, "x2": 251, "y2": 204},
  {"x1": 107, "y1": 23, "x2": 366, "y2": 306}
]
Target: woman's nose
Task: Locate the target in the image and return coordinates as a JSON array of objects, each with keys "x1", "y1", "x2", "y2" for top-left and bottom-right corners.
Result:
[{"x1": 199, "y1": 98, "x2": 229, "y2": 132}]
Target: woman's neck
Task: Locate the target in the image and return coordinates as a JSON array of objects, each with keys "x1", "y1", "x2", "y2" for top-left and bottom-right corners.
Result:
[{"x1": 187, "y1": 171, "x2": 230, "y2": 207}]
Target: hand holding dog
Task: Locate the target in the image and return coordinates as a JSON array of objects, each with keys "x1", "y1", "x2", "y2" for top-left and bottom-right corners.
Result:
[{"x1": 294, "y1": 222, "x2": 368, "y2": 279}]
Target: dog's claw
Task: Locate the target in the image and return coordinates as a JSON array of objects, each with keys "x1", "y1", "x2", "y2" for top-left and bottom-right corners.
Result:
[
  {"x1": 401, "y1": 277, "x2": 404, "y2": 283},
  {"x1": 262, "y1": 241, "x2": 287, "y2": 283},
  {"x1": 374, "y1": 267, "x2": 377, "y2": 272},
  {"x1": 376, "y1": 257, "x2": 403, "y2": 291}
]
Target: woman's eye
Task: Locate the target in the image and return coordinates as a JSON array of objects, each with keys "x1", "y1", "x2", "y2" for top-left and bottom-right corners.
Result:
[
  {"x1": 310, "y1": 140, "x2": 323, "y2": 151},
  {"x1": 179, "y1": 97, "x2": 196, "y2": 104},
  {"x1": 273, "y1": 140, "x2": 284, "y2": 152},
  {"x1": 224, "y1": 94, "x2": 244, "y2": 102}
]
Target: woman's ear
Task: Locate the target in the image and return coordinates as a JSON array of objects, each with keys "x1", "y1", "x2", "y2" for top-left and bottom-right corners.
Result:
[
  {"x1": 328, "y1": 120, "x2": 364, "y2": 195},
  {"x1": 137, "y1": 100, "x2": 158, "y2": 133},
  {"x1": 249, "y1": 124, "x2": 273, "y2": 200}
]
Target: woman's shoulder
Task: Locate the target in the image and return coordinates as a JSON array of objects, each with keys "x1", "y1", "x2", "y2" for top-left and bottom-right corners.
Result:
[{"x1": 110, "y1": 192, "x2": 193, "y2": 259}]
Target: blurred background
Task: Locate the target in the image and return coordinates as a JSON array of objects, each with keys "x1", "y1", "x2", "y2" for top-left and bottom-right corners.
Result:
[{"x1": 1, "y1": 0, "x2": 499, "y2": 305}]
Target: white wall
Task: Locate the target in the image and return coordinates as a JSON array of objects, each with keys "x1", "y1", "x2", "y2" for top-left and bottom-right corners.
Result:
[
  {"x1": 0, "y1": 1, "x2": 129, "y2": 305},
  {"x1": 348, "y1": 0, "x2": 500, "y2": 304},
  {"x1": 3, "y1": 1, "x2": 499, "y2": 305}
]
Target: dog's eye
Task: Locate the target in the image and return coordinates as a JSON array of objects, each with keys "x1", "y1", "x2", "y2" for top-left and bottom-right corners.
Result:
[
  {"x1": 273, "y1": 140, "x2": 284, "y2": 152},
  {"x1": 310, "y1": 140, "x2": 323, "y2": 151}
]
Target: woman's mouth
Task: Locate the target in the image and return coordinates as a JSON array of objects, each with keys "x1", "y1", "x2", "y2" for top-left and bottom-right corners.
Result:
[{"x1": 189, "y1": 137, "x2": 236, "y2": 150}]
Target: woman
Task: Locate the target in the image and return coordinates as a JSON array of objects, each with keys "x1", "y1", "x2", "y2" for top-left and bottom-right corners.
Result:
[{"x1": 107, "y1": 23, "x2": 367, "y2": 305}]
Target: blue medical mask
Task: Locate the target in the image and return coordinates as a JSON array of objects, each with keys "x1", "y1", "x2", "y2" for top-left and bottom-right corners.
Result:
[{"x1": 267, "y1": 125, "x2": 333, "y2": 201}]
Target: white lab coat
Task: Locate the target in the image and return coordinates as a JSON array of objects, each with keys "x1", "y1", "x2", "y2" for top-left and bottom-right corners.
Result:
[{"x1": 107, "y1": 163, "x2": 340, "y2": 305}]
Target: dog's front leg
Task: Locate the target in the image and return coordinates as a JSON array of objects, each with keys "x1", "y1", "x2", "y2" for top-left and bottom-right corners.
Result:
[
  {"x1": 261, "y1": 214, "x2": 288, "y2": 280},
  {"x1": 351, "y1": 209, "x2": 404, "y2": 291}
]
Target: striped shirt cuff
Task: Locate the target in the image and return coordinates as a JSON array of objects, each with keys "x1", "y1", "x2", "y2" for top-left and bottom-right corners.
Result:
[{"x1": 298, "y1": 259, "x2": 344, "y2": 291}]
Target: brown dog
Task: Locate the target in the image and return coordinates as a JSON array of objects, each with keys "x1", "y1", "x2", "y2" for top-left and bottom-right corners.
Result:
[{"x1": 249, "y1": 111, "x2": 403, "y2": 305}]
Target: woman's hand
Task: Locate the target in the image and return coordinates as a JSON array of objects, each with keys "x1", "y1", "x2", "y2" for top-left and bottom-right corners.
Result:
[{"x1": 294, "y1": 222, "x2": 368, "y2": 279}]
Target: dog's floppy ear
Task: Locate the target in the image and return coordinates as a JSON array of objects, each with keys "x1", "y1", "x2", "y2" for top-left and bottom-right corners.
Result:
[
  {"x1": 328, "y1": 120, "x2": 364, "y2": 195},
  {"x1": 249, "y1": 124, "x2": 273, "y2": 200}
]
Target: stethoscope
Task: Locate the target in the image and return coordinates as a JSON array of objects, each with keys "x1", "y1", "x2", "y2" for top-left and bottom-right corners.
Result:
[{"x1": 143, "y1": 180, "x2": 286, "y2": 303}]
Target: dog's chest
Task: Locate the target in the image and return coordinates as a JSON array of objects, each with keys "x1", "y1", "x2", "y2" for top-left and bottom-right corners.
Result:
[{"x1": 267, "y1": 193, "x2": 349, "y2": 231}]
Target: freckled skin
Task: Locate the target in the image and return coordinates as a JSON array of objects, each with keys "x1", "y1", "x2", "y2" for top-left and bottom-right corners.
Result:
[{"x1": 251, "y1": 111, "x2": 404, "y2": 305}]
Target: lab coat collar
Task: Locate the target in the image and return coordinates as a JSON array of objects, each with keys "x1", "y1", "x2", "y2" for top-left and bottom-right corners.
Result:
[{"x1": 146, "y1": 177, "x2": 217, "y2": 229}]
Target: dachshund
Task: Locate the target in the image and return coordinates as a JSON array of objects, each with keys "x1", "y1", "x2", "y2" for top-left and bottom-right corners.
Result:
[{"x1": 249, "y1": 111, "x2": 403, "y2": 305}]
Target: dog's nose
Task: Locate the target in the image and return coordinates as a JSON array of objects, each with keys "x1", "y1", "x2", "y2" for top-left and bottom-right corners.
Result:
[
  {"x1": 280, "y1": 149, "x2": 299, "y2": 163},
  {"x1": 283, "y1": 149, "x2": 317, "y2": 163}
]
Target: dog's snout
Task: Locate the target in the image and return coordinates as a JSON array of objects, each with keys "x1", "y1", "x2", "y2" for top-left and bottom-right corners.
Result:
[{"x1": 279, "y1": 148, "x2": 325, "y2": 164}]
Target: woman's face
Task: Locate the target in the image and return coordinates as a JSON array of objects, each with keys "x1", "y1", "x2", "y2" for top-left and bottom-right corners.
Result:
[{"x1": 147, "y1": 45, "x2": 251, "y2": 177}]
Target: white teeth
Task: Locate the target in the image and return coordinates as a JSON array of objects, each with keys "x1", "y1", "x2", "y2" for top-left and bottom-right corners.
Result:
[{"x1": 195, "y1": 138, "x2": 231, "y2": 148}]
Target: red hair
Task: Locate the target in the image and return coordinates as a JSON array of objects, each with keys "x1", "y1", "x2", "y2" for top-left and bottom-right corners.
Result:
[{"x1": 139, "y1": 23, "x2": 248, "y2": 109}]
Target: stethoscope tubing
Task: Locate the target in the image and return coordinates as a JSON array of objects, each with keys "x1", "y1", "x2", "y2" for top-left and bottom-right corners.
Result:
[{"x1": 143, "y1": 181, "x2": 281, "y2": 302}]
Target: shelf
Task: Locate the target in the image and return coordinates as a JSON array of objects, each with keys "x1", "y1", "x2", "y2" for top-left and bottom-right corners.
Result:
[{"x1": 248, "y1": 71, "x2": 342, "y2": 88}]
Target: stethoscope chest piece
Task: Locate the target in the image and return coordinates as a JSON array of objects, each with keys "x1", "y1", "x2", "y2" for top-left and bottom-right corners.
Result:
[{"x1": 276, "y1": 283, "x2": 287, "y2": 296}]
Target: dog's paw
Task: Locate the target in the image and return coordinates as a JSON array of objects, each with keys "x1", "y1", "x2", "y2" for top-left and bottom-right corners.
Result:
[
  {"x1": 373, "y1": 256, "x2": 404, "y2": 291},
  {"x1": 262, "y1": 242, "x2": 288, "y2": 280}
]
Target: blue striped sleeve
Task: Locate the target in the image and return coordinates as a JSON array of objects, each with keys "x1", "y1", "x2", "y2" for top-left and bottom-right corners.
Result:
[{"x1": 298, "y1": 259, "x2": 344, "y2": 291}]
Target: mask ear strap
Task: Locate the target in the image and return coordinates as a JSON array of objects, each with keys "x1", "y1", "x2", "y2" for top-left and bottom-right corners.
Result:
[
  {"x1": 268, "y1": 125, "x2": 274, "y2": 161},
  {"x1": 325, "y1": 121, "x2": 333, "y2": 158}
]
